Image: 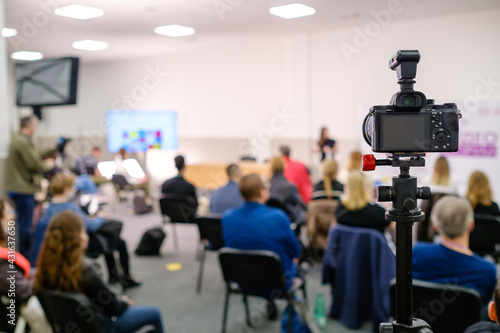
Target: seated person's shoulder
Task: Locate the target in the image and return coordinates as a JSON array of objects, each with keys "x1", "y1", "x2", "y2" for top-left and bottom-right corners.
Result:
[
  {"x1": 465, "y1": 321, "x2": 500, "y2": 333},
  {"x1": 262, "y1": 205, "x2": 291, "y2": 222},
  {"x1": 412, "y1": 242, "x2": 440, "y2": 257},
  {"x1": 161, "y1": 177, "x2": 173, "y2": 187},
  {"x1": 475, "y1": 254, "x2": 497, "y2": 273}
]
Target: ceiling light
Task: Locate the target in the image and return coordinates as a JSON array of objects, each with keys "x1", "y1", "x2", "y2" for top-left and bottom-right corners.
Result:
[
  {"x1": 269, "y1": 3, "x2": 316, "y2": 19},
  {"x1": 2, "y1": 28, "x2": 18, "y2": 38},
  {"x1": 55, "y1": 4, "x2": 104, "y2": 20},
  {"x1": 11, "y1": 51, "x2": 44, "y2": 61},
  {"x1": 154, "y1": 25, "x2": 195, "y2": 37},
  {"x1": 72, "y1": 40, "x2": 108, "y2": 51}
]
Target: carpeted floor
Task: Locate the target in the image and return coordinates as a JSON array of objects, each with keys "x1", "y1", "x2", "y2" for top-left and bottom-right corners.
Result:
[{"x1": 109, "y1": 203, "x2": 372, "y2": 333}]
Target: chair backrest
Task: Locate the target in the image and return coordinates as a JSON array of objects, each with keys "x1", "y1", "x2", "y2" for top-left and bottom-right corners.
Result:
[
  {"x1": 37, "y1": 289, "x2": 103, "y2": 333},
  {"x1": 219, "y1": 248, "x2": 285, "y2": 294},
  {"x1": 470, "y1": 213, "x2": 500, "y2": 254},
  {"x1": 307, "y1": 199, "x2": 338, "y2": 249},
  {"x1": 266, "y1": 198, "x2": 294, "y2": 221},
  {"x1": 197, "y1": 215, "x2": 224, "y2": 250},
  {"x1": 112, "y1": 174, "x2": 129, "y2": 189},
  {"x1": 389, "y1": 279, "x2": 482, "y2": 333},
  {"x1": 159, "y1": 194, "x2": 197, "y2": 223}
]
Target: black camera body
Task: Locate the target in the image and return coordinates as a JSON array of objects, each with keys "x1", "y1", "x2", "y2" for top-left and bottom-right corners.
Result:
[{"x1": 363, "y1": 50, "x2": 460, "y2": 153}]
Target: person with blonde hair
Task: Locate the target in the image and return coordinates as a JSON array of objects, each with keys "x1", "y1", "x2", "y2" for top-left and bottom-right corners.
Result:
[
  {"x1": 466, "y1": 171, "x2": 500, "y2": 216},
  {"x1": 35, "y1": 211, "x2": 164, "y2": 332},
  {"x1": 312, "y1": 159, "x2": 344, "y2": 200},
  {"x1": 426, "y1": 156, "x2": 458, "y2": 194},
  {"x1": 335, "y1": 171, "x2": 389, "y2": 233}
]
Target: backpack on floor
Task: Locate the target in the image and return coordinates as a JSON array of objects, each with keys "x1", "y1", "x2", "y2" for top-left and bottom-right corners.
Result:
[
  {"x1": 135, "y1": 227, "x2": 166, "y2": 256},
  {"x1": 133, "y1": 195, "x2": 152, "y2": 215}
]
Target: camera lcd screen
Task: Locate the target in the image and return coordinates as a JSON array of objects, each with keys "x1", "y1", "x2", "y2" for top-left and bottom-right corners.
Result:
[{"x1": 380, "y1": 115, "x2": 428, "y2": 151}]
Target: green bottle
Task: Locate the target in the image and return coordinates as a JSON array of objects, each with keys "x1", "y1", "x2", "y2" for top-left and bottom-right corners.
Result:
[{"x1": 314, "y1": 292, "x2": 327, "y2": 331}]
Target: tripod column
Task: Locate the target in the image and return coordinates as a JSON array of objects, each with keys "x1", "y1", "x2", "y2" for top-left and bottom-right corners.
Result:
[{"x1": 395, "y1": 222, "x2": 413, "y2": 325}]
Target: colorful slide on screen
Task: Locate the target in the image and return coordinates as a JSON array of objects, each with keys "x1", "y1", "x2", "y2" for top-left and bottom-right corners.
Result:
[{"x1": 106, "y1": 110, "x2": 178, "y2": 153}]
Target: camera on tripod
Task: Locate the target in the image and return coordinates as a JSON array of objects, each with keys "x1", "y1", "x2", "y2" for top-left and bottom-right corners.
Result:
[{"x1": 363, "y1": 50, "x2": 460, "y2": 154}]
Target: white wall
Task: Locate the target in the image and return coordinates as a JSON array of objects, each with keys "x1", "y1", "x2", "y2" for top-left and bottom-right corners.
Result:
[{"x1": 13, "y1": 7, "x2": 500, "y2": 194}]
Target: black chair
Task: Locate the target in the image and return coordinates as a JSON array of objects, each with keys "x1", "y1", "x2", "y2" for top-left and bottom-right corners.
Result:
[
  {"x1": 470, "y1": 213, "x2": 500, "y2": 261},
  {"x1": 389, "y1": 279, "x2": 482, "y2": 333},
  {"x1": 195, "y1": 214, "x2": 224, "y2": 294},
  {"x1": 111, "y1": 174, "x2": 130, "y2": 191},
  {"x1": 112, "y1": 174, "x2": 132, "y2": 203},
  {"x1": 37, "y1": 289, "x2": 104, "y2": 333},
  {"x1": 159, "y1": 194, "x2": 197, "y2": 249},
  {"x1": 266, "y1": 198, "x2": 303, "y2": 236},
  {"x1": 38, "y1": 289, "x2": 157, "y2": 333},
  {"x1": 218, "y1": 248, "x2": 307, "y2": 333}
]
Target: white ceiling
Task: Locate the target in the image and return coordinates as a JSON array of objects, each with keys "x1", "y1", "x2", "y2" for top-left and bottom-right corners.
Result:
[{"x1": 4, "y1": 0, "x2": 500, "y2": 63}]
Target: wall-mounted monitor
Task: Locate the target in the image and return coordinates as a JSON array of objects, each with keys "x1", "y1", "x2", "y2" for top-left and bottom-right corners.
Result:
[
  {"x1": 15, "y1": 57, "x2": 79, "y2": 107},
  {"x1": 106, "y1": 110, "x2": 179, "y2": 153}
]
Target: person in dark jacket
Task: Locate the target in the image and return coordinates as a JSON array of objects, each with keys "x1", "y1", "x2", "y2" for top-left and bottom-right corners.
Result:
[
  {"x1": 268, "y1": 156, "x2": 306, "y2": 223},
  {"x1": 34, "y1": 211, "x2": 164, "y2": 333},
  {"x1": 465, "y1": 281, "x2": 500, "y2": 333},
  {"x1": 161, "y1": 155, "x2": 198, "y2": 209}
]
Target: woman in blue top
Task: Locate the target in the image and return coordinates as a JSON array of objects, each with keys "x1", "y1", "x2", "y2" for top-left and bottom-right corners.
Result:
[{"x1": 44, "y1": 173, "x2": 141, "y2": 288}]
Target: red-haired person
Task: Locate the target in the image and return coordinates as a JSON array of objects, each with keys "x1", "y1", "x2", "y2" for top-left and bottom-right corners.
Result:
[{"x1": 35, "y1": 211, "x2": 164, "y2": 332}]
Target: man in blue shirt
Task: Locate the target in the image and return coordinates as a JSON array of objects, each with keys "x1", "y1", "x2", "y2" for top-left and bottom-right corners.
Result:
[
  {"x1": 413, "y1": 196, "x2": 497, "y2": 304},
  {"x1": 222, "y1": 173, "x2": 301, "y2": 319},
  {"x1": 210, "y1": 164, "x2": 243, "y2": 214}
]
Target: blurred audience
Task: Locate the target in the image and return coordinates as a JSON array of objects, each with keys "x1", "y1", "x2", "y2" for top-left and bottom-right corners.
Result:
[
  {"x1": 317, "y1": 127, "x2": 337, "y2": 161},
  {"x1": 210, "y1": 164, "x2": 243, "y2": 214},
  {"x1": 467, "y1": 171, "x2": 500, "y2": 216},
  {"x1": 76, "y1": 146, "x2": 110, "y2": 186},
  {"x1": 465, "y1": 281, "x2": 500, "y2": 333},
  {"x1": 413, "y1": 196, "x2": 496, "y2": 304},
  {"x1": 269, "y1": 156, "x2": 306, "y2": 223},
  {"x1": 161, "y1": 155, "x2": 198, "y2": 209},
  {"x1": 312, "y1": 159, "x2": 344, "y2": 201},
  {"x1": 335, "y1": 171, "x2": 390, "y2": 233},
  {"x1": 76, "y1": 146, "x2": 101, "y2": 176},
  {"x1": 44, "y1": 173, "x2": 141, "y2": 288},
  {"x1": 418, "y1": 156, "x2": 458, "y2": 242},
  {"x1": 337, "y1": 151, "x2": 373, "y2": 194},
  {"x1": 0, "y1": 198, "x2": 51, "y2": 333},
  {"x1": 222, "y1": 173, "x2": 301, "y2": 318},
  {"x1": 114, "y1": 148, "x2": 151, "y2": 199},
  {"x1": 34, "y1": 211, "x2": 164, "y2": 332},
  {"x1": 426, "y1": 156, "x2": 458, "y2": 194},
  {"x1": 6, "y1": 116, "x2": 49, "y2": 256},
  {"x1": 279, "y1": 146, "x2": 312, "y2": 203}
]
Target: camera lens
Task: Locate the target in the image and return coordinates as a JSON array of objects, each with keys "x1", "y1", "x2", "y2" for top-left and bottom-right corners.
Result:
[{"x1": 403, "y1": 96, "x2": 416, "y2": 106}]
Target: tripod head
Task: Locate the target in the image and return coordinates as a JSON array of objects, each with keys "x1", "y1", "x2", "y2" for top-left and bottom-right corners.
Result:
[{"x1": 362, "y1": 153, "x2": 431, "y2": 223}]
